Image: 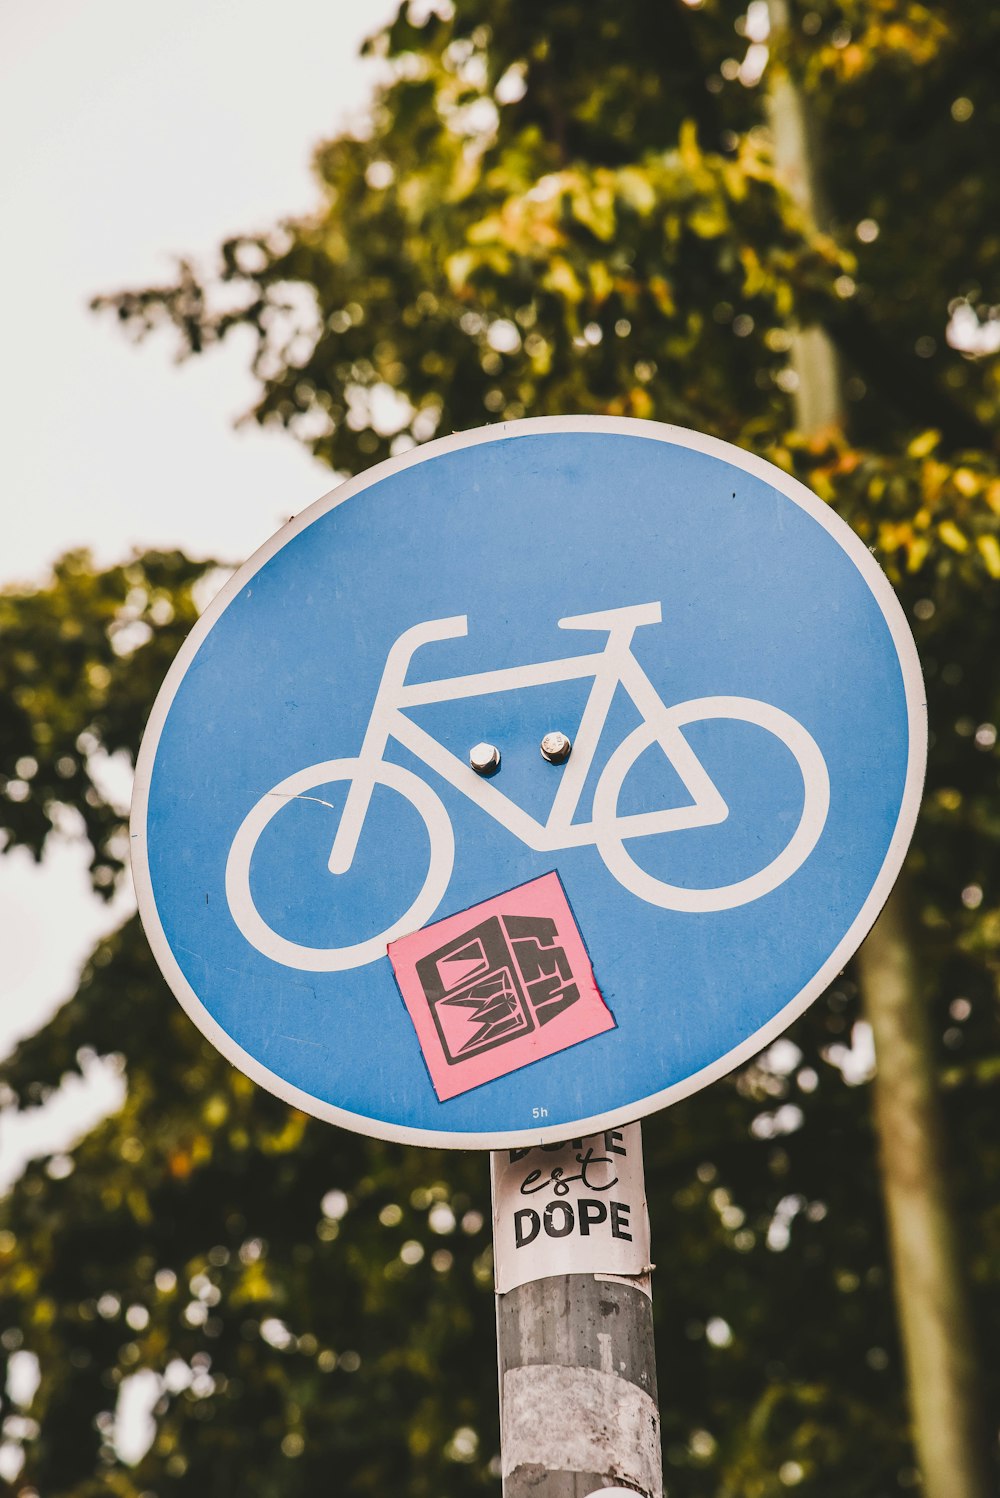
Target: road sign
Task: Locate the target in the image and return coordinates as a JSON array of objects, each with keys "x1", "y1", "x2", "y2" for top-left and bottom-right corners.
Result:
[{"x1": 132, "y1": 416, "x2": 926, "y2": 1148}]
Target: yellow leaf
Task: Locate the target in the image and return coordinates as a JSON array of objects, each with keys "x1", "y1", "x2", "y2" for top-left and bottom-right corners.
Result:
[
  {"x1": 938, "y1": 520, "x2": 969, "y2": 552},
  {"x1": 609, "y1": 387, "x2": 653, "y2": 419},
  {"x1": 467, "y1": 212, "x2": 503, "y2": 246},
  {"x1": 649, "y1": 275, "x2": 675, "y2": 315},
  {"x1": 722, "y1": 158, "x2": 747, "y2": 201},
  {"x1": 232, "y1": 1261, "x2": 274, "y2": 1306},
  {"x1": 589, "y1": 260, "x2": 614, "y2": 304},
  {"x1": 544, "y1": 257, "x2": 584, "y2": 303},
  {"x1": 127, "y1": 1188, "x2": 153, "y2": 1226},
  {"x1": 444, "y1": 250, "x2": 476, "y2": 291},
  {"x1": 879, "y1": 521, "x2": 911, "y2": 551},
  {"x1": 920, "y1": 459, "x2": 949, "y2": 501},
  {"x1": 570, "y1": 183, "x2": 615, "y2": 242},
  {"x1": 260, "y1": 1109, "x2": 308, "y2": 1156},
  {"x1": 618, "y1": 167, "x2": 656, "y2": 215},
  {"x1": 688, "y1": 202, "x2": 727, "y2": 239},
  {"x1": 840, "y1": 43, "x2": 867, "y2": 79},
  {"x1": 11, "y1": 1264, "x2": 38, "y2": 1297},
  {"x1": 976, "y1": 534, "x2": 1000, "y2": 578},
  {"x1": 33, "y1": 1296, "x2": 56, "y2": 1327},
  {"x1": 906, "y1": 536, "x2": 929, "y2": 572},
  {"x1": 203, "y1": 1095, "x2": 229, "y2": 1127},
  {"x1": 952, "y1": 468, "x2": 979, "y2": 498},
  {"x1": 679, "y1": 118, "x2": 701, "y2": 170},
  {"x1": 907, "y1": 429, "x2": 939, "y2": 458}
]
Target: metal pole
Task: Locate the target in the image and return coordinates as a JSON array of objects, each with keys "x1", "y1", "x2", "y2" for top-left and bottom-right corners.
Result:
[{"x1": 491, "y1": 1123, "x2": 661, "y2": 1497}]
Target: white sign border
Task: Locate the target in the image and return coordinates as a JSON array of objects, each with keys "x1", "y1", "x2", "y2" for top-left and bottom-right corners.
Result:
[{"x1": 130, "y1": 415, "x2": 928, "y2": 1150}]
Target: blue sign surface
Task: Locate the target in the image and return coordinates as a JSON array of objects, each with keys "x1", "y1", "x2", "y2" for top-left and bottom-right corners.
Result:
[{"x1": 132, "y1": 418, "x2": 925, "y2": 1147}]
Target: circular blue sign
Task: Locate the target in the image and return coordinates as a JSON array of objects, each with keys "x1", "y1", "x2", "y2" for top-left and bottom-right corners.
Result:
[{"x1": 132, "y1": 418, "x2": 925, "y2": 1147}]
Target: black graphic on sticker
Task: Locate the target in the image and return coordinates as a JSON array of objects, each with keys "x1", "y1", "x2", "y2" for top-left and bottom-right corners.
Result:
[{"x1": 415, "y1": 913, "x2": 581, "y2": 1065}]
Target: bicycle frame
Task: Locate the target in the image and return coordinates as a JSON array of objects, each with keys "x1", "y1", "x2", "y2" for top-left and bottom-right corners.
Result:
[{"x1": 328, "y1": 602, "x2": 728, "y2": 875}]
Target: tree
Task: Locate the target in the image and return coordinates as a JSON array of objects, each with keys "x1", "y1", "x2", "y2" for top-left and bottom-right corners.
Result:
[{"x1": 3, "y1": 2, "x2": 999, "y2": 1494}]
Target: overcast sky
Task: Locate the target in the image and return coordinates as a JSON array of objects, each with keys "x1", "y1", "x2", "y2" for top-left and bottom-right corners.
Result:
[{"x1": 1, "y1": 0, "x2": 395, "y2": 1185}]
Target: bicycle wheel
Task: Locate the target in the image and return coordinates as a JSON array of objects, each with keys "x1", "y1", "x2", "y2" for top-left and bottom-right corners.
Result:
[
  {"x1": 593, "y1": 697, "x2": 830, "y2": 912},
  {"x1": 225, "y1": 757, "x2": 454, "y2": 971}
]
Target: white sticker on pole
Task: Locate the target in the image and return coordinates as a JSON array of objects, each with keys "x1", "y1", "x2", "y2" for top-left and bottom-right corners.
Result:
[
  {"x1": 491, "y1": 1125, "x2": 650, "y2": 1294},
  {"x1": 591, "y1": 1491, "x2": 653, "y2": 1497}
]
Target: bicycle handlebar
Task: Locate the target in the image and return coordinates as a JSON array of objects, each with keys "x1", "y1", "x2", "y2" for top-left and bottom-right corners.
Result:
[{"x1": 558, "y1": 602, "x2": 662, "y2": 633}]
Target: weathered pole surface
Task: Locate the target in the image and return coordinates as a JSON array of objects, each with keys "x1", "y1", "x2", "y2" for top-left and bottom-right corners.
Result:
[
  {"x1": 768, "y1": 8, "x2": 991, "y2": 1494},
  {"x1": 492, "y1": 1124, "x2": 661, "y2": 1497}
]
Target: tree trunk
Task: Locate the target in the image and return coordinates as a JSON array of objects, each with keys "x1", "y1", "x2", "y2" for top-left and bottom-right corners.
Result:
[
  {"x1": 767, "y1": 6, "x2": 990, "y2": 1493},
  {"x1": 856, "y1": 890, "x2": 992, "y2": 1497}
]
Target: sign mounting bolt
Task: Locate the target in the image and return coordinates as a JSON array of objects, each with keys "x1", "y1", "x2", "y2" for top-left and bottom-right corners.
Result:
[
  {"x1": 470, "y1": 742, "x2": 501, "y2": 776},
  {"x1": 541, "y1": 731, "x2": 572, "y2": 764}
]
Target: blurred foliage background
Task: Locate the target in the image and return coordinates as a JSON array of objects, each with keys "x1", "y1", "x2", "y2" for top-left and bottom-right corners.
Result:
[{"x1": 2, "y1": 1, "x2": 999, "y2": 1494}]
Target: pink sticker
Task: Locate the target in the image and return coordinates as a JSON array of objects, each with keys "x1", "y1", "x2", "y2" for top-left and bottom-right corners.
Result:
[{"x1": 388, "y1": 872, "x2": 615, "y2": 1101}]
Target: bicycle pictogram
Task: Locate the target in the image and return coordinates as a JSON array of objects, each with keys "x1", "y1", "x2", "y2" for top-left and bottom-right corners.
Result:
[{"x1": 225, "y1": 601, "x2": 830, "y2": 972}]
